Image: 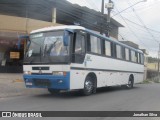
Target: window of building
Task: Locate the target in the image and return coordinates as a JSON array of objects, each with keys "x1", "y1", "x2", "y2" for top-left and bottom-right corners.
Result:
[
  {"x1": 105, "y1": 41, "x2": 111, "y2": 56},
  {"x1": 125, "y1": 48, "x2": 129, "y2": 61},
  {"x1": 116, "y1": 45, "x2": 122, "y2": 59},
  {"x1": 90, "y1": 35, "x2": 101, "y2": 54}
]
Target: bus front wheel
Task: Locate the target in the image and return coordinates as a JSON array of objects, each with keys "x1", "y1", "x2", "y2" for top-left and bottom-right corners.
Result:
[{"x1": 82, "y1": 76, "x2": 94, "y2": 96}]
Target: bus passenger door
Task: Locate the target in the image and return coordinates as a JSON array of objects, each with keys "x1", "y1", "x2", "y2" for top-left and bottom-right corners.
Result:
[{"x1": 72, "y1": 31, "x2": 86, "y2": 64}]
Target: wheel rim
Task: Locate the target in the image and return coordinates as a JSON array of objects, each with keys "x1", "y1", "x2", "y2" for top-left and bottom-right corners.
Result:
[
  {"x1": 85, "y1": 80, "x2": 93, "y2": 93},
  {"x1": 128, "y1": 80, "x2": 132, "y2": 88}
]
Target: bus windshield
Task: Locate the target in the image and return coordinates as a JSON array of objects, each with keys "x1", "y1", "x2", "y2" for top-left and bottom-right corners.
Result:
[{"x1": 24, "y1": 30, "x2": 70, "y2": 64}]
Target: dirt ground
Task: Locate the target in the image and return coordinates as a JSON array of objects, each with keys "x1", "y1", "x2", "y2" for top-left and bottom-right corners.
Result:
[{"x1": 0, "y1": 73, "x2": 47, "y2": 98}]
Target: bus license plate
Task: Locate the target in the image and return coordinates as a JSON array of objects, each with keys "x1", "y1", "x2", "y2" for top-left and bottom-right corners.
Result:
[{"x1": 26, "y1": 82, "x2": 33, "y2": 86}]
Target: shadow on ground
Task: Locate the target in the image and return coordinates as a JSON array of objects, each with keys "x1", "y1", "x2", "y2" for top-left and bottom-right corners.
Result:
[{"x1": 33, "y1": 86, "x2": 141, "y2": 99}]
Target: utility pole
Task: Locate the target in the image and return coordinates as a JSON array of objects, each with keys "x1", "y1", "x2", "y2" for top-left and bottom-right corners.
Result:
[
  {"x1": 105, "y1": 0, "x2": 114, "y2": 37},
  {"x1": 157, "y1": 43, "x2": 160, "y2": 81},
  {"x1": 101, "y1": 0, "x2": 114, "y2": 37},
  {"x1": 158, "y1": 43, "x2": 160, "y2": 73},
  {"x1": 100, "y1": 0, "x2": 104, "y2": 35}
]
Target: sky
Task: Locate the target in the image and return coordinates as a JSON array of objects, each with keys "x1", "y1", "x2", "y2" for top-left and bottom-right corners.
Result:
[{"x1": 67, "y1": 0, "x2": 160, "y2": 57}]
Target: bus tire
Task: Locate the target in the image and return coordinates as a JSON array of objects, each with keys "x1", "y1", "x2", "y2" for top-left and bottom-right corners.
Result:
[
  {"x1": 126, "y1": 75, "x2": 134, "y2": 89},
  {"x1": 48, "y1": 88, "x2": 60, "y2": 95},
  {"x1": 82, "y1": 76, "x2": 94, "y2": 96}
]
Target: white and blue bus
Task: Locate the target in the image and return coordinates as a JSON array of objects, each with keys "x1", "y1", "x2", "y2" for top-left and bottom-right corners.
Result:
[{"x1": 23, "y1": 25, "x2": 144, "y2": 95}]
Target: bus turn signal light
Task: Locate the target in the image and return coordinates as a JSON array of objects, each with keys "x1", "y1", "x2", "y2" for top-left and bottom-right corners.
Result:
[
  {"x1": 52, "y1": 71, "x2": 67, "y2": 76},
  {"x1": 23, "y1": 71, "x2": 32, "y2": 75}
]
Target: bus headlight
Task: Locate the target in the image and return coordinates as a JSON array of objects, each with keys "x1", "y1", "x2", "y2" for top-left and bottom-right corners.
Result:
[
  {"x1": 52, "y1": 71, "x2": 67, "y2": 76},
  {"x1": 23, "y1": 71, "x2": 32, "y2": 75}
]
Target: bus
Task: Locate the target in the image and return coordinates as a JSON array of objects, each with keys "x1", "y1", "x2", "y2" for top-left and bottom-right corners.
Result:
[{"x1": 23, "y1": 25, "x2": 144, "y2": 96}]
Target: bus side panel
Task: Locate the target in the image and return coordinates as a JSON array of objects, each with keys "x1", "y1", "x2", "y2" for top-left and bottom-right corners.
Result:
[
  {"x1": 84, "y1": 54, "x2": 144, "y2": 87},
  {"x1": 70, "y1": 69, "x2": 88, "y2": 90},
  {"x1": 134, "y1": 73, "x2": 144, "y2": 84},
  {"x1": 69, "y1": 53, "x2": 144, "y2": 90},
  {"x1": 69, "y1": 70, "x2": 144, "y2": 90}
]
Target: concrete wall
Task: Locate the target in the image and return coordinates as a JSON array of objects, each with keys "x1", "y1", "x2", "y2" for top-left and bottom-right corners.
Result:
[
  {"x1": 148, "y1": 63, "x2": 159, "y2": 71},
  {"x1": 0, "y1": 14, "x2": 63, "y2": 67},
  {"x1": 0, "y1": 14, "x2": 62, "y2": 33}
]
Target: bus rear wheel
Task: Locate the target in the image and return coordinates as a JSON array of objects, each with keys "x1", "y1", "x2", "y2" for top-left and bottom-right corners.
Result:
[
  {"x1": 82, "y1": 76, "x2": 94, "y2": 96},
  {"x1": 126, "y1": 76, "x2": 134, "y2": 89}
]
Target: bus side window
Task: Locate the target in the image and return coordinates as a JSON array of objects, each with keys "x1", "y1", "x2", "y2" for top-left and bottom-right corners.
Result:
[
  {"x1": 122, "y1": 47, "x2": 125, "y2": 60},
  {"x1": 73, "y1": 32, "x2": 86, "y2": 63},
  {"x1": 105, "y1": 41, "x2": 111, "y2": 56},
  {"x1": 131, "y1": 50, "x2": 136, "y2": 62},
  {"x1": 111, "y1": 43, "x2": 116, "y2": 58},
  {"x1": 135, "y1": 52, "x2": 138, "y2": 63},
  {"x1": 75, "y1": 33, "x2": 85, "y2": 54},
  {"x1": 90, "y1": 35, "x2": 101, "y2": 54},
  {"x1": 116, "y1": 44, "x2": 122, "y2": 59},
  {"x1": 137, "y1": 53, "x2": 140, "y2": 63},
  {"x1": 125, "y1": 48, "x2": 129, "y2": 61},
  {"x1": 87, "y1": 33, "x2": 91, "y2": 52},
  {"x1": 140, "y1": 54, "x2": 144, "y2": 64}
]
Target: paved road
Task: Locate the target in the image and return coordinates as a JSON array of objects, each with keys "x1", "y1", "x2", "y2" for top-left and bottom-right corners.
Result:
[{"x1": 0, "y1": 83, "x2": 160, "y2": 120}]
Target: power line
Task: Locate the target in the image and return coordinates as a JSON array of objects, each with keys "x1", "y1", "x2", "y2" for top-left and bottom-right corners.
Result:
[
  {"x1": 118, "y1": 33, "x2": 131, "y2": 41},
  {"x1": 117, "y1": 17, "x2": 160, "y2": 38},
  {"x1": 84, "y1": 0, "x2": 100, "y2": 11},
  {"x1": 114, "y1": 6, "x2": 151, "y2": 51},
  {"x1": 112, "y1": 10, "x2": 160, "y2": 34},
  {"x1": 83, "y1": 0, "x2": 159, "y2": 53},
  {"x1": 131, "y1": 0, "x2": 160, "y2": 12},
  {"x1": 122, "y1": 17, "x2": 160, "y2": 34},
  {"x1": 128, "y1": 0, "x2": 160, "y2": 44},
  {"x1": 112, "y1": 1, "x2": 145, "y2": 17},
  {"x1": 86, "y1": 0, "x2": 151, "y2": 47}
]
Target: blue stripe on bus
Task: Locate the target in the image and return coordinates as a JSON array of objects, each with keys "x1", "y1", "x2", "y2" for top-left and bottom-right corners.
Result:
[{"x1": 23, "y1": 72, "x2": 70, "y2": 90}]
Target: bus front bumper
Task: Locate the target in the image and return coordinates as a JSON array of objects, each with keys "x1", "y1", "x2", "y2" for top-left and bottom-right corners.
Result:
[{"x1": 23, "y1": 73, "x2": 70, "y2": 90}]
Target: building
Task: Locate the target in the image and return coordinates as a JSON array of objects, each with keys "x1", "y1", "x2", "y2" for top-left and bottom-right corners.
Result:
[
  {"x1": 0, "y1": 0, "x2": 123, "y2": 73},
  {"x1": 120, "y1": 41, "x2": 139, "y2": 49},
  {"x1": 141, "y1": 49, "x2": 149, "y2": 80}
]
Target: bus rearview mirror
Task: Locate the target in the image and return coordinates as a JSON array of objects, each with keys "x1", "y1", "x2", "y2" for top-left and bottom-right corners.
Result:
[{"x1": 18, "y1": 35, "x2": 29, "y2": 50}]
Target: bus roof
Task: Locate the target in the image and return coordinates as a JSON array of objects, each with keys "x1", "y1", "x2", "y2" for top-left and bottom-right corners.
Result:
[
  {"x1": 30, "y1": 25, "x2": 143, "y2": 54},
  {"x1": 84, "y1": 29, "x2": 143, "y2": 54},
  {"x1": 30, "y1": 25, "x2": 85, "y2": 34}
]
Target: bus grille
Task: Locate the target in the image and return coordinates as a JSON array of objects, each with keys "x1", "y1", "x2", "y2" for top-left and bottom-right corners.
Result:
[
  {"x1": 33, "y1": 79, "x2": 51, "y2": 87},
  {"x1": 32, "y1": 73, "x2": 52, "y2": 75}
]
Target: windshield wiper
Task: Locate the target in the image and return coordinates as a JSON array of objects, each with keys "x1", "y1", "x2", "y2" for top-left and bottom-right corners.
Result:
[
  {"x1": 47, "y1": 40, "x2": 58, "y2": 54},
  {"x1": 43, "y1": 44, "x2": 48, "y2": 57},
  {"x1": 25, "y1": 46, "x2": 42, "y2": 64},
  {"x1": 40, "y1": 46, "x2": 42, "y2": 62}
]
